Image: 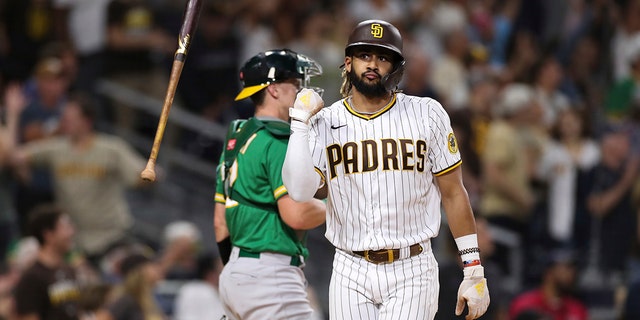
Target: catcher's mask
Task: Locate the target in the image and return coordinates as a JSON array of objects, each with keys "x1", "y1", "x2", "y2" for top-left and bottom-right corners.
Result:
[
  {"x1": 344, "y1": 19, "x2": 405, "y2": 91},
  {"x1": 235, "y1": 49, "x2": 323, "y2": 101}
]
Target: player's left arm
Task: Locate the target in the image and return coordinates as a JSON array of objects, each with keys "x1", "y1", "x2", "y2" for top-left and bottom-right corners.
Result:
[
  {"x1": 436, "y1": 166, "x2": 490, "y2": 320},
  {"x1": 436, "y1": 166, "x2": 476, "y2": 238}
]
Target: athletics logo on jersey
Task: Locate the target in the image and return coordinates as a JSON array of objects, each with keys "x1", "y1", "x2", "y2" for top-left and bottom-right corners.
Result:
[
  {"x1": 447, "y1": 132, "x2": 458, "y2": 154},
  {"x1": 371, "y1": 23, "x2": 383, "y2": 38},
  {"x1": 226, "y1": 139, "x2": 237, "y2": 150}
]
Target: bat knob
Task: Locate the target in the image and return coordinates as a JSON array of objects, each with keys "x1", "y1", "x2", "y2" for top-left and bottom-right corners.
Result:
[{"x1": 141, "y1": 161, "x2": 157, "y2": 182}]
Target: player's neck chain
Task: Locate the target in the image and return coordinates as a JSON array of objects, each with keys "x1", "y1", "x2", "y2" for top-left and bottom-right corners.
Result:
[{"x1": 348, "y1": 96, "x2": 392, "y2": 115}]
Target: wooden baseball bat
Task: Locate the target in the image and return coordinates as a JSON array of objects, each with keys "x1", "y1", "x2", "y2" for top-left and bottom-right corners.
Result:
[{"x1": 140, "y1": 0, "x2": 203, "y2": 182}]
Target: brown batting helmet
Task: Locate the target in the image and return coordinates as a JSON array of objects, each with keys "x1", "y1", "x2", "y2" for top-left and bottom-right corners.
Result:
[
  {"x1": 345, "y1": 20, "x2": 403, "y2": 61},
  {"x1": 345, "y1": 20, "x2": 405, "y2": 90}
]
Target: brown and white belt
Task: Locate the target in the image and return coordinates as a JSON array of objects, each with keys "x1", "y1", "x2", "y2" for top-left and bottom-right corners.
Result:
[{"x1": 353, "y1": 243, "x2": 424, "y2": 264}]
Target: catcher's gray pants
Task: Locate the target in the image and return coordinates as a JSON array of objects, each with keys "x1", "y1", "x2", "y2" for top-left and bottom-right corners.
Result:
[{"x1": 219, "y1": 246, "x2": 312, "y2": 320}]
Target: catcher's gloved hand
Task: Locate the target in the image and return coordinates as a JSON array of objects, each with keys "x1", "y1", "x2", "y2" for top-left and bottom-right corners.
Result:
[
  {"x1": 289, "y1": 88, "x2": 324, "y2": 123},
  {"x1": 455, "y1": 265, "x2": 490, "y2": 319}
]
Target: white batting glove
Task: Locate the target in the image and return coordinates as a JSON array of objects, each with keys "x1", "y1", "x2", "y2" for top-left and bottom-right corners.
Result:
[
  {"x1": 455, "y1": 265, "x2": 490, "y2": 319},
  {"x1": 290, "y1": 88, "x2": 324, "y2": 123}
]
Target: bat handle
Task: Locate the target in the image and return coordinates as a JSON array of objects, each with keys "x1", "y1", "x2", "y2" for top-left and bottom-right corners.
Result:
[{"x1": 139, "y1": 60, "x2": 185, "y2": 182}]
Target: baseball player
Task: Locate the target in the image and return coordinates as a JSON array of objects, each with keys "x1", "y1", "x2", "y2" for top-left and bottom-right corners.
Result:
[
  {"x1": 282, "y1": 20, "x2": 490, "y2": 319},
  {"x1": 213, "y1": 49, "x2": 327, "y2": 320}
]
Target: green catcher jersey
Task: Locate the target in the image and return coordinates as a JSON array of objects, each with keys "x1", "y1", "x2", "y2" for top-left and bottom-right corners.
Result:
[{"x1": 215, "y1": 117, "x2": 309, "y2": 258}]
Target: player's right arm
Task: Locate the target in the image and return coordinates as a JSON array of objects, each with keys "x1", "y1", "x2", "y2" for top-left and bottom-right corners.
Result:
[
  {"x1": 213, "y1": 202, "x2": 231, "y2": 265},
  {"x1": 282, "y1": 89, "x2": 325, "y2": 202},
  {"x1": 213, "y1": 202, "x2": 229, "y2": 242},
  {"x1": 214, "y1": 157, "x2": 231, "y2": 264}
]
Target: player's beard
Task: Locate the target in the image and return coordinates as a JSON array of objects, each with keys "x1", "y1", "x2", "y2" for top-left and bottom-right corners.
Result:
[{"x1": 348, "y1": 68, "x2": 387, "y2": 98}]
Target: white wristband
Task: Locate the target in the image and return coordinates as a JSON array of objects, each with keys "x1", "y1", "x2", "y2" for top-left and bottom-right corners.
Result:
[
  {"x1": 289, "y1": 108, "x2": 312, "y2": 123},
  {"x1": 455, "y1": 234, "x2": 480, "y2": 264},
  {"x1": 463, "y1": 265, "x2": 484, "y2": 278}
]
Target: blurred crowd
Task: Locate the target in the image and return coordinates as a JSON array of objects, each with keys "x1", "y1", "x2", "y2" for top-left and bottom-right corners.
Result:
[{"x1": 0, "y1": 0, "x2": 640, "y2": 319}]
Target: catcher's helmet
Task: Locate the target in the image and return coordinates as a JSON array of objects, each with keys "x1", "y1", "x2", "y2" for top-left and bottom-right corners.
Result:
[
  {"x1": 345, "y1": 20, "x2": 405, "y2": 91},
  {"x1": 235, "y1": 49, "x2": 323, "y2": 101}
]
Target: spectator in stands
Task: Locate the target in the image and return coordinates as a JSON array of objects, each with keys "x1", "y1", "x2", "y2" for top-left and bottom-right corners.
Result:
[
  {"x1": 399, "y1": 44, "x2": 439, "y2": 100},
  {"x1": 76, "y1": 282, "x2": 115, "y2": 320},
  {"x1": 15, "y1": 56, "x2": 71, "y2": 234},
  {"x1": 450, "y1": 109, "x2": 483, "y2": 211},
  {"x1": 13, "y1": 204, "x2": 80, "y2": 320},
  {"x1": 501, "y1": 30, "x2": 540, "y2": 84},
  {"x1": 532, "y1": 55, "x2": 571, "y2": 130},
  {"x1": 585, "y1": 124, "x2": 639, "y2": 277},
  {"x1": 233, "y1": 1, "x2": 280, "y2": 68},
  {"x1": 0, "y1": 0, "x2": 58, "y2": 81},
  {"x1": 107, "y1": 251, "x2": 165, "y2": 320},
  {"x1": 0, "y1": 236, "x2": 39, "y2": 320},
  {"x1": 52, "y1": 0, "x2": 111, "y2": 95},
  {"x1": 176, "y1": 3, "x2": 242, "y2": 161},
  {"x1": 449, "y1": 73, "x2": 499, "y2": 210},
  {"x1": 107, "y1": 237, "x2": 193, "y2": 320},
  {"x1": 105, "y1": 0, "x2": 174, "y2": 137},
  {"x1": 611, "y1": 0, "x2": 640, "y2": 82},
  {"x1": 161, "y1": 221, "x2": 201, "y2": 280},
  {"x1": 0, "y1": 83, "x2": 26, "y2": 267},
  {"x1": 154, "y1": 221, "x2": 202, "y2": 316},
  {"x1": 430, "y1": 25, "x2": 470, "y2": 109},
  {"x1": 561, "y1": 35, "x2": 602, "y2": 112},
  {"x1": 480, "y1": 84, "x2": 542, "y2": 276},
  {"x1": 173, "y1": 252, "x2": 225, "y2": 320},
  {"x1": 37, "y1": 41, "x2": 79, "y2": 93},
  {"x1": 20, "y1": 56, "x2": 70, "y2": 143},
  {"x1": 508, "y1": 249, "x2": 588, "y2": 320},
  {"x1": 176, "y1": 2, "x2": 241, "y2": 119},
  {"x1": 11, "y1": 92, "x2": 147, "y2": 266},
  {"x1": 466, "y1": 73, "x2": 499, "y2": 158},
  {"x1": 536, "y1": 108, "x2": 600, "y2": 248},
  {"x1": 605, "y1": 37, "x2": 640, "y2": 121}
]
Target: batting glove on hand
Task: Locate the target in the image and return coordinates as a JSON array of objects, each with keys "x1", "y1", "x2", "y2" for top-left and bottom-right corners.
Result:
[
  {"x1": 290, "y1": 88, "x2": 324, "y2": 123},
  {"x1": 455, "y1": 265, "x2": 490, "y2": 320}
]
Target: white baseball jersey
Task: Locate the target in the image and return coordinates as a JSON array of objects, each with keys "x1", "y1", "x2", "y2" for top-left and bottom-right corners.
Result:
[{"x1": 308, "y1": 92, "x2": 461, "y2": 252}]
